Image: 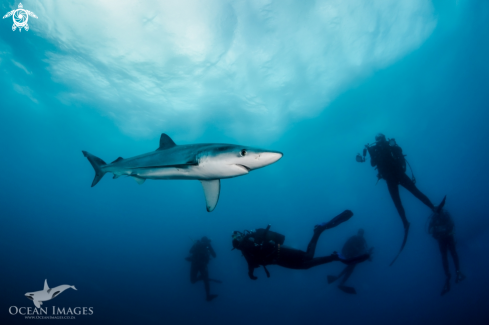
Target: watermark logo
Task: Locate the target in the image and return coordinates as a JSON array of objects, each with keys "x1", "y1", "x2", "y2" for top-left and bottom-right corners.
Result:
[
  {"x1": 25, "y1": 279, "x2": 77, "y2": 308},
  {"x1": 3, "y1": 3, "x2": 38, "y2": 32},
  {"x1": 9, "y1": 279, "x2": 94, "y2": 320}
]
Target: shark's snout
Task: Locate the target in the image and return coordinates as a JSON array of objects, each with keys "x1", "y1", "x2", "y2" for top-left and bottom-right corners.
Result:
[
  {"x1": 257, "y1": 151, "x2": 283, "y2": 165},
  {"x1": 264, "y1": 151, "x2": 283, "y2": 164},
  {"x1": 246, "y1": 151, "x2": 283, "y2": 170}
]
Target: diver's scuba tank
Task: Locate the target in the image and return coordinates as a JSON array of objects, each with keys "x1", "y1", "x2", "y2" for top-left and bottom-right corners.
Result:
[{"x1": 254, "y1": 225, "x2": 285, "y2": 245}]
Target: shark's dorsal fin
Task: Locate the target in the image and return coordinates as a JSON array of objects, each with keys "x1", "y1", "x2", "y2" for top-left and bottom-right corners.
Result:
[
  {"x1": 111, "y1": 157, "x2": 124, "y2": 164},
  {"x1": 44, "y1": 279, "x2": 49, "y2": 291},
  {"x1": 47, "y1": 288, "x2": 52, "y2": 294},
  {"x1": 157, "y1": 134, "x2": 176, "y2": 151},
  {"x1": 200, "y1": 179, "x2": 220, "y2": 212}
]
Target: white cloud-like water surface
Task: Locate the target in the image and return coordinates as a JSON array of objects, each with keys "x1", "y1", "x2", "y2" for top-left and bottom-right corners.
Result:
[{"x1": 30, "y1": 0, "x2": 436, "y2": 137}]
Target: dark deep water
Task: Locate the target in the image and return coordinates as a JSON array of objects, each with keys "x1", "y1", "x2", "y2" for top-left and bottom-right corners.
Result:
[{"x1": 1, "y1": 0, "x2": 489, "y2": 324}]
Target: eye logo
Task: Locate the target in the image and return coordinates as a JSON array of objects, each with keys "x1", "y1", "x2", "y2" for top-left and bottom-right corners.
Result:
[
  {"x1": 25, "y1": 280, "x2": 77, "y2": 308},
  {"x1": 3, "y1": 3, "x2": 38, "y2": 32}
]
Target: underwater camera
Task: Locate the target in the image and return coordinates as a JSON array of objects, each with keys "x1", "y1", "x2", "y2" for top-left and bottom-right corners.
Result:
[{"x1": 356, "y1": 148, "x2": 367, "y2": 163}]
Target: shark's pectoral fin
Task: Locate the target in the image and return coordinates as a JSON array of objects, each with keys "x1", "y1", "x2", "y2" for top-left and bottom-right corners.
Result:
[
  {"x1": 200, "y1": 180, "x2": 220, "y2": 212},
  {"x1": 132, "y1": 176, "x2": 146, "y2": 185},
  {"x1": 34, "y1": 300, "x2": 41, "y2": 308},
  {"x1": 44, "y1": 279, "x2": 49, "y2": 291}
]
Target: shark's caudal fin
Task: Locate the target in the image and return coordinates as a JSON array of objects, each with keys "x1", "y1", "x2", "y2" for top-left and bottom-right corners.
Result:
[
  {"x1": 71, "y1": 286, "x2": 77, "y2": 290},
  {"x1": 200, "y1": 180, "x2": 220, "y2": 212},
  {"x1": 82, "y1": 151, "x2": 107, "y2": 187}
]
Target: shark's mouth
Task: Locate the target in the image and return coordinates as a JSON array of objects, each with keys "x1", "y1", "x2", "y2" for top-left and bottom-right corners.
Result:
[
  {"x1": 235, "y1": 164, "x2": 251, "y2": 172},
  {"x1": 26, "y1": 296, "x2": 33, "y2": 300}
]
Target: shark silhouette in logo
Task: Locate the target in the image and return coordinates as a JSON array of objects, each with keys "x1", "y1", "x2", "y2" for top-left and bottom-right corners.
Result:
[
  {"x1": 25, "y1": 280, "x2": 77, "y2": 308},
  {"x1": 82, "y1": 133, "x2": 283, "y2": 212}
]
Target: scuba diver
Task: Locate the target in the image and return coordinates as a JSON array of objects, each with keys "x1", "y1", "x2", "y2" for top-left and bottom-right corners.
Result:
[
  {"x1": 327, "y1": 228, "x2": 373, "y2": 294},
  {"x1": 185, "y1": 236, "x2": 220, "y2": 301},
  {"x1": 231, "y1": 210, "x2": 370, "y2": 280},
  {"x1": 428, "y1": 208, "x2": 466, "y2": 295},
  {"x1": 356, "y1": 133, "x2": 443, "y2": 265}
]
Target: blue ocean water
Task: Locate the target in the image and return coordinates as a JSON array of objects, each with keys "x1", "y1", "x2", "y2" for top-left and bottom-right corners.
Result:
[{"x1": 1, "y1": 0, "x2": 488, "y2": 324}]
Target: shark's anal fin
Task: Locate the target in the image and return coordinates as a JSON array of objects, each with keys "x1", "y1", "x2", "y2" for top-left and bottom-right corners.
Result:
[
  {"x1": 200, "y1": 180, "x2": 220, "y2": 212},
  {"x1": 157, "y1": 133, "x2": 177, "y2": 151},
  {"x1": 44, "y1": 279, "x2": 49, "y2": 291},
  {"x1": 132, "y1": 176, "x2": 146, "y2": 185}
]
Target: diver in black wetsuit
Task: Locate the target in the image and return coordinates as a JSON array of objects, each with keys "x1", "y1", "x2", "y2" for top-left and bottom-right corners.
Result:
[
  {"x1": 186, "y1": 236, "x2": 220, "y2": 301},
  {"x1": 327, "y1": 229, "x2": 373, "y2": 294},
  {"x1": 357, "y1": 133, "x2": 440, "y2": 264},
  {"x1": 428, "y1": 209, "x2": 466, "y2": 295},
  {"x1": 232, "y1": 210, "x2": 370, "y2": 280}
]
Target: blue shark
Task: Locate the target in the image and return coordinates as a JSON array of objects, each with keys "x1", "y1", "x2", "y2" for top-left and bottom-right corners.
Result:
[{"x1": 82, "y1": 133, "x2": 283, "y2": 212}]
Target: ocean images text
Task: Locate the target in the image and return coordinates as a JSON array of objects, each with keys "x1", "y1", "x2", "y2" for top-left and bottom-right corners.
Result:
[{"x1": 9, "y1": 306, "x2": 94, "y2": 316}]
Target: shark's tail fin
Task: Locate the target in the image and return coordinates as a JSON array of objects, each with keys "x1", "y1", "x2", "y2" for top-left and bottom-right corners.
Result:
[
  {"x1": 82, "y1": 151, "x2": 107, "y2": 187},
  {"x1": 71, "y1": 286, "x2": 77, "y2": 290}
]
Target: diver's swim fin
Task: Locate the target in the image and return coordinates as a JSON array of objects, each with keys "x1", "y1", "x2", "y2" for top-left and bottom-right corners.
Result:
[
  {"x1": 389, "y1": 222, "x2": 410, "y2": 266},
  {"x1": 327, "y1": 275, "x2": 338, "y2": 284},
  {"x1": 315, "y1": 210, "x2": 354, "y2": 233},
  {"x1": 434, "y1": 196, "x2": 447, "y2": 213},
  {"x1": 338, "y1": 285, "x2": 357, "y2": 294}
]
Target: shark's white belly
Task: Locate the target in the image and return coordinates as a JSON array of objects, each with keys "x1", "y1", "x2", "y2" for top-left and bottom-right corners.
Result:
[{"x1": 121, "y1": 164, "x2": 247, "y2": 180}]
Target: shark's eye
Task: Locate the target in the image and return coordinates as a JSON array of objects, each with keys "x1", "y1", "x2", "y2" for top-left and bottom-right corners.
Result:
[{"x1": 240, "y1": 149, "x2": 247, "y2": 157}]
